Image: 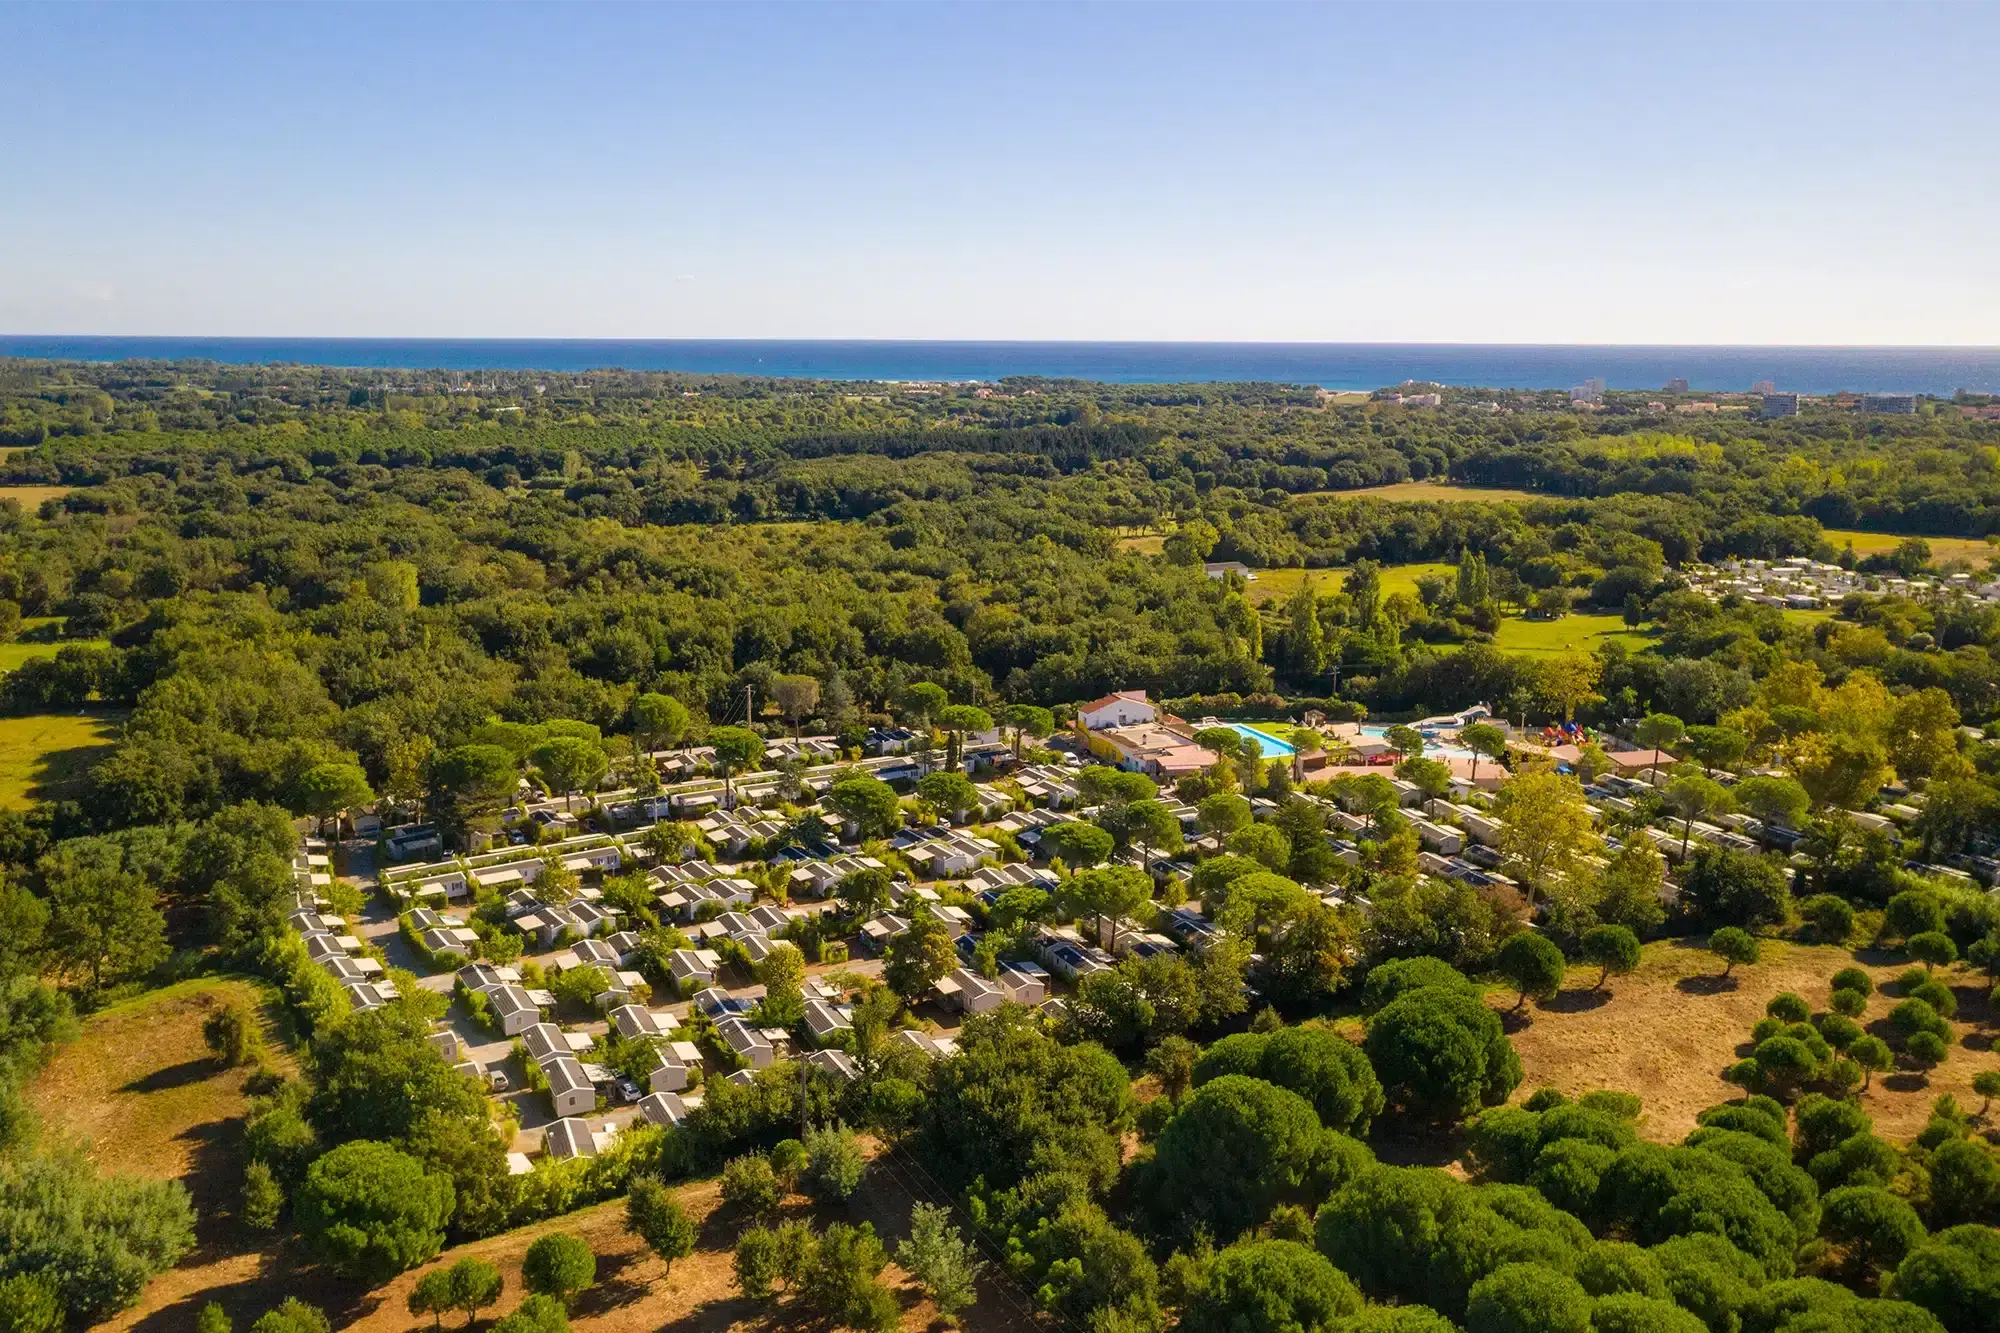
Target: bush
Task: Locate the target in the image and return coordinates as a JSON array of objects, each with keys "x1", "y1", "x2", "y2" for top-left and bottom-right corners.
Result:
[
  {"x1": 1830, "y1": 967, "x2": 1873, "y2": 998},
  {"x1": 1891, "y1": 998, "x2": 1951, "y2": 1042},
  {"x1": 1766, "y1": 992, "x2": 1810, "y2": 1024},
  {"x1": 1463, "y1": 1262, "x2": 1591, "y2": 1333},
  {"x1": 722, "y1": 1154, "x2": 782, "y2": 1218},
  {"x1": 1182, "y1": 1238, "x2": 1362, "y2": 1333},
  {"x1": 1801, "y1": 896, "x2": 1854, "y2": 944},
  {"x1": 1580, "y1": 926, "x2": 1641, "y2": 990},
  {"x1": 1889, "y1": 1224, "x2": 2000, "y2": 1333},
  {"x1": 1821, "y1": 1186, "x2": 1927, "y2": 1276},
  {"x1": 1366, "y1": 987, "x2": 1520, "y2": 1121},
  {"x1": 1495, "y1": 933, "x2": 1566, "y2": 1009},
  {"x1": 802, "y1": 1125, "x2": 867, "y2": 1202},
  {"x1": 1815, "y1": 1013, "x2": 1863, "y2": 1051},
  {"x1": 1588, "y1": 1292, "x2": 1708, "y2": 1333},
  {"x1": 1909, "y1": 979, "x2": 1957, "y2": 1019},
  {"x1": 1926, "y1": 1138, "x2": 2000, "y2": 1228},
  {"x1": 521, "y1": 1232, "x2": 596, "y2": 1307},
  {"x1": 249, "y1": 1299, "x2": 331, "y2": 1333},
  {"x1": 294, "y1": 1141, "x2": 454, "y2": 1283},
  {"x1": 1360, "y1": 957, "x2": 1478, "y2": 1013},
  {"x1": 1192, "y1": 1027, "x2": 1383, "y2": 1138},
  {"x1": 1145, "y1": 1076, "x2": 1356, "y2": 1243},
  {"x1": 492, "y1": 1293, "x2": 570, "y2": 1333},
  {"x1": 1830, "y1": 988, "x2": 1868, "y2": 1018},
  {"x1": 1708, "y1": 928, "x2": 1760, "y2": 976},
  {"x1": 1908, "y1": 932, "x2": 1958, "y2": 972},
  {"x1": 1885, "y1": 891, "x2": 1945, "y2": 943},
  {"x1": 1906, "y1": 1031, "x2": 1949, "y2": 1070}
]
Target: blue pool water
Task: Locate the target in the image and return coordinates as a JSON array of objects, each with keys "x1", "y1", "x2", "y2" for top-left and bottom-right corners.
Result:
[{"x1": 1225, "y1": 723, "x2": 1296, "y2": 757}]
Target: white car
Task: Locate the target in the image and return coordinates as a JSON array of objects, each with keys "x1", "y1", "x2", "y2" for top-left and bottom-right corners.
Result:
[{"x1": 487, "y1": 1068, "x2": 509, "y2": 1092}]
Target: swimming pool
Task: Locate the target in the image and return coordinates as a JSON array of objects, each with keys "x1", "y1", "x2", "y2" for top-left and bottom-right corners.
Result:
[
  {"x1": 1357, "y1": 723, "x2": 1479, "y2": 761},
  {"x1": 1223, "y1": 722, "x2": 1297, "y2": 757}
]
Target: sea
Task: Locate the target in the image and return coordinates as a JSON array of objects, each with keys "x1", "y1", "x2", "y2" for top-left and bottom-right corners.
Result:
[{"x1": 3, "y1": 336, "x2": 1998, "y2": 396}]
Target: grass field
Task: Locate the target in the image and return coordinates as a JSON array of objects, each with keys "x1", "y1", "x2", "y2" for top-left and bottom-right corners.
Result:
[
  {"x1": 1244, "y1": 561, "x2": 1455, "y2": 607},
  {"x1": 1293, "y1": 481, "x2": 1547, "y2": 505},
  {"x1": 27, "y1": 977, "x2": 294, "y2": 1201},
  {"x1": 0, "y1": 484, "x2": 74, "y2": 509},
  {"x1": 1819, "y1": 528, "x2": 1998, "y2": 566},
  {"x1": 1488, "y1": 613, "x2": 1654, "y2": 656},
  {"x1": 106, "y1": 1138, "x2": 1039, "y2": 1333},
  {"x1": 1496, "y1": 938, "x2": 1999, "y2": 1143},
  {"x1": 0, "y1": 710, "x2": 121, "y2": 806},
  {"x1": 1114, "y1": 533, "x2": 1167, "y2": 555}
]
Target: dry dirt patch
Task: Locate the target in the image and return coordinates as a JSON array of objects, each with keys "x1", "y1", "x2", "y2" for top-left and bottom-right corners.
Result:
[{"x1": 1494, "y1": 937, "x2": 1999, "y2": 1143}]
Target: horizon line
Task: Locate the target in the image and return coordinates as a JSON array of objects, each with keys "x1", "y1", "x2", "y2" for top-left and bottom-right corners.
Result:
[{"x1": 5, "y1": 334, "x2": 2000, "y2": 352}]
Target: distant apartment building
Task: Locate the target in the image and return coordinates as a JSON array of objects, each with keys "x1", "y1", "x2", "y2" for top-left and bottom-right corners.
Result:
[
  {"x1": 1862, "y1": 394, "x2": 1917, "y2": 414},
  {"x1": 1751, "y1": 379, "x2": 1776, "y2": 395},
  {"x1": 1761, "y1": 393, "x2": 1801, "y2": 418},
  {"x1": 1664, "y1": 378, "x2": 1690, "y2": 393}
]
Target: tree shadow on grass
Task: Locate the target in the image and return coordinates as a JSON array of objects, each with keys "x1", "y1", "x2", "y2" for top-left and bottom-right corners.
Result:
[
  {"x1": 1676, "y1": 974, "x2": 1739, "y2": 995},
  {"x1": 1881, "y1": 1072, "x2": 1931, "y2": 1094},
  {"x1": 125, "y1": 1251, "x2": 377, "y2": 1333},
  {"x1": 572, "y1": 1248, "x2": 650, "y2": 1317},
  {"x1": 659, "y1": 1295, "x2": 768, "y2": 1333},
  {"x1": 121, "y1": 1058, "x2": 222, "y2": 1094},
  {"x1": 1542, "y1": 988, "x2": 1613, "y2": 1014}
]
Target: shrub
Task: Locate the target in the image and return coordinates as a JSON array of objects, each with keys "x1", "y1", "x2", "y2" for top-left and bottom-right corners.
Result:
[
  {"x1": 1463, "y1": 1262, "x2": 1591, "y2": 1333},
  {"x1": 1891, "y1": 998, "x2": 1951, "y2": 1041},
  {"x1": 1766, "y1": 992, "x2": 1811, "y2": 1024},
  {"x1": 1800, "y1": 896, "x2": 1854, "y2": 944},
  {"x1": 1360, "y1": 957, "x2": 1478, "y2": 1013},
  {"x1": 1182, "y1": 1238, "x2": 1362, "y2": 1333},
  {"x1": 1815, "y1": 1014, "x2": 1863, "y2": 1050},
  {"x1": 1580, "y1": 925, "x2": 1641, "y2": 990},
  {"x1": 521, "y1": 1232, "x2": 596, "y2": 1308},
  {"x1": 1829, "y1": 988, "x2": 1868, "y2": 1018},
  {"x1": 803, "y1": 1125, "x2": 867, "y2": 1202},
  {"x1": 1885, "y1": 891, "x2": 1945, "y2": 942},
  {"x1": 1145, "y1": 1075, "x2": 1357, "y2": 1243},
  {"x1": 1906, "y1": 1031, "x2": 1949, "y2": 1070},
  {"x1": 294, "y1": 1141, "x2": 454, "y2": 1283},
  {"x1": 1821, "y1": 1186, "x2": 1927, "y2": 1276},
  {"x1": 1708, "y1": 929, "x2": 1759, "y2": 976},
  {"x1": 722, "y1": 1154, "x2": 782, "y2": 1219},
  {"x1": 1495, "y1": 933, "x2": 1566, "y2": 1010},
  {"x1": 1588, "y1": 1293, "x2": 1708, "y2": 1333},
  {"x1": 1926, "y1": 1138, "x2": 2000, "y2": 1228},
  {"x1": 249, "y1": 1299, "x2": 331, "y2": 1333},
  {"x1": 1909, "y1": 979, "x2": 1957, "y2": 1019},
  {"x1": 1908, "y1": 932, "x2": 1958, "y2": 973},
  {"x1": 1830, "y1": 967, "x2": 1873, "y2": 998},
  {"x1": 1366, "y1": 987, "x2": 1521, "y2": 1121},
  {"x1": 1889, "y1": 1224, "x2": 2000, "y2": 1333}
]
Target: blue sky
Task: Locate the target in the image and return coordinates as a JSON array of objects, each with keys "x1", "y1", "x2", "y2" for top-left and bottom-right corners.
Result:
[{"x1": 2, "y1": 1, "x2": 1995, "y2": 343}]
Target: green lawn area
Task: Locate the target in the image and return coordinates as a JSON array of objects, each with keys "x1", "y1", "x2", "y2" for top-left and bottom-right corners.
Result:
[
  {"x1": 0, "y1": 711, "x2": 122, "y2": 807},
  {"x1": 1246, "y1": 561, "x2": 1455, "y2": 606},
  {"x1": 1488, "y1": 613, "x2": 1654, "y2": 656}
]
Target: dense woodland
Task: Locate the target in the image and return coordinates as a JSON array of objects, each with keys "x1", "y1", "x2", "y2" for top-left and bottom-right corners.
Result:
[{"x1": 0, "y1": 360, "x2": 1998, "y2": 1333}]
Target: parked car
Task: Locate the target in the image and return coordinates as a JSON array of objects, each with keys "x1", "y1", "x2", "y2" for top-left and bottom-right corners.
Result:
[
  {"x1": 614, "y1": 1076, "x2": 642, "y2": 1104},
  {"x1": 487, "y1": 1068, "x2": 510, "y2": 1092}
]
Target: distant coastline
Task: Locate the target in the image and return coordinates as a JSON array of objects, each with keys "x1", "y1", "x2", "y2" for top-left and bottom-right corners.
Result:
[{"x1": 2, "y1": 336, "x2": 1997, "y2": 395}]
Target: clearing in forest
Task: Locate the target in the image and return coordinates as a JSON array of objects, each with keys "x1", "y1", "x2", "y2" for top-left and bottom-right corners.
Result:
[
  {"x1": 0, "y1": 709, "x2": 122, "y2": 806},
  {"x1": 1496, "y1": 937, "x2": 2000, "y2": 1144}
]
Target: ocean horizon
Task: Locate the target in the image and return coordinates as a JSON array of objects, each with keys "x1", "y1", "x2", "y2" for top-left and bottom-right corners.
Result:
[{"x1": 3, "y1": 336, "x2": 1998, "y2": 396}]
